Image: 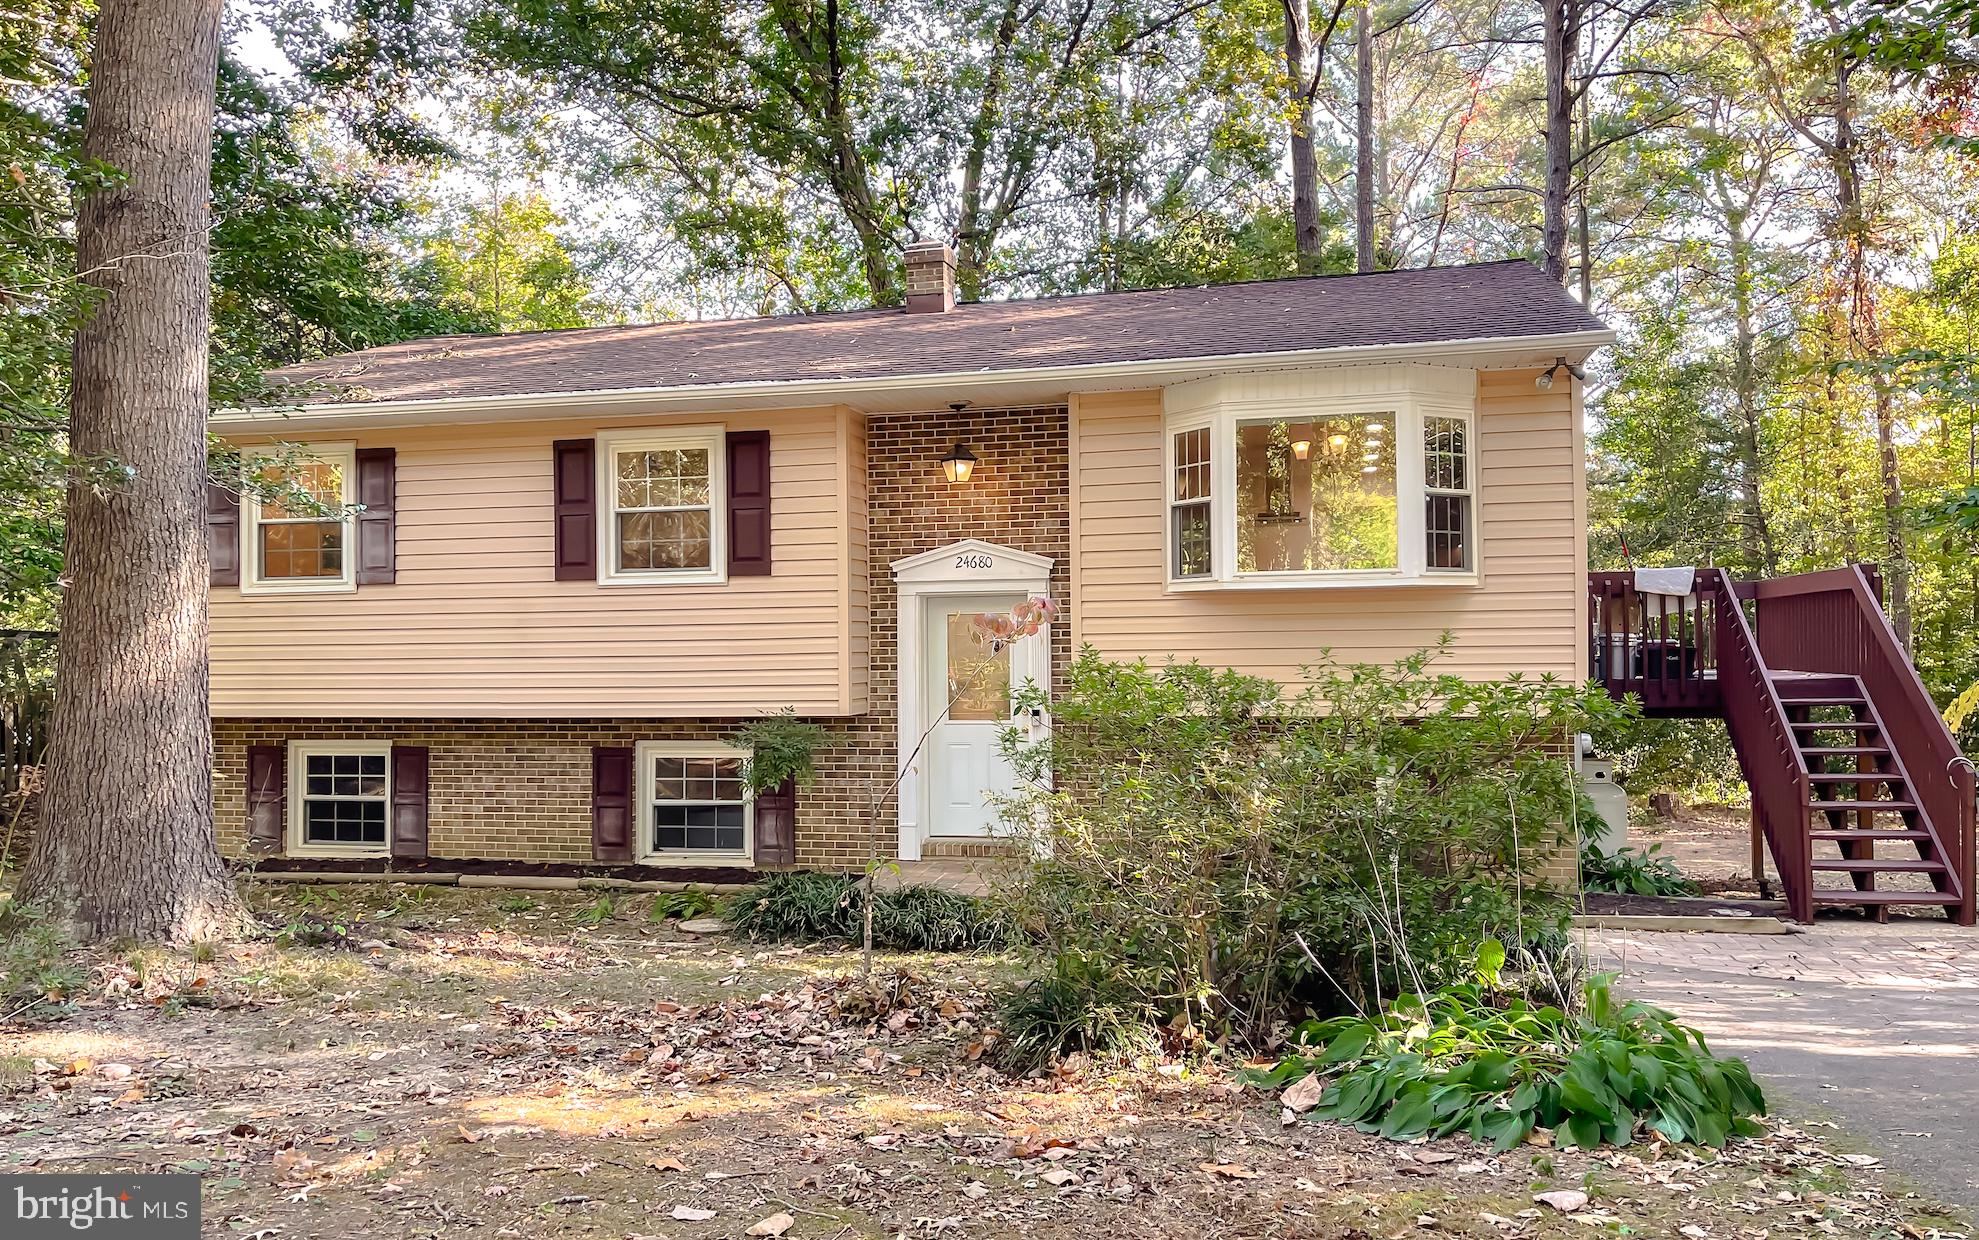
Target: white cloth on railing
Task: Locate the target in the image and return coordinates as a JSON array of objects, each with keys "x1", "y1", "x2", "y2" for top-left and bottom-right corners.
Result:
[{"x1": 1634, "y1": 566, "x2": 1698, "y2": 619}]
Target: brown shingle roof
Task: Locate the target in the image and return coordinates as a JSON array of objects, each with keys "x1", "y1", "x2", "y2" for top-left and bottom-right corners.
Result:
[{"x1": 269, "y1": 260, "x2": 1606, "y2": 406}]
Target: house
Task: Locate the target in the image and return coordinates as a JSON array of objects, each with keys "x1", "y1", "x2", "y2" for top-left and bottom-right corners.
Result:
[{"x1": 205, "y1": 248, "x2": 1612, "y2": 878}]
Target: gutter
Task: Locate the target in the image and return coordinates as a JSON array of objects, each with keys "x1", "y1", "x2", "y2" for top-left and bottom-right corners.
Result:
[{"x1": 211, "y1": 327, "x2": 1616, "y2": 433}]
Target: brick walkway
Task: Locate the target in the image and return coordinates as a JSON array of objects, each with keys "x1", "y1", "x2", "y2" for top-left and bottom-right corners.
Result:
[{"x1": 1592, "y1": 921, "x2": 1979, "y2": 1215}]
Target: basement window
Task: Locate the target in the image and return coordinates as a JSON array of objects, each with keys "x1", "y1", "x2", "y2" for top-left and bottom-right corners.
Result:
[
  {"x1": 289, "y1": 742, "x2": 390, "y2": 858},
  {"x1": 636, "y1": 742, "x2": 753, "y2": 863}
]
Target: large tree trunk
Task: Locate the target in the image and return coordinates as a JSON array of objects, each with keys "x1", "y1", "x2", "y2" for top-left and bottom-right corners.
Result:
[
  {"x1": 1354, "y1": 0, "x2": 1375, "y2": 272},
  {"x1": 1725, "y1": 205, "x2": 1780, "y2": 575},
  {"x1": 1540, "y1": 0, "x2": 1575, "y2": 283},
  {"x1": 18, "y1": 0, "x2": 246, "y2": 942},
  {"x1": 1284, "y1": 0, "x2": 1324, "y2": 271}
]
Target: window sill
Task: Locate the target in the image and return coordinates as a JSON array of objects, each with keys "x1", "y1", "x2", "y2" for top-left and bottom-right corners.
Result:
[
  {"x1": 595, "y1": 570, "x2": 729, "y2": 588},
  {"x1": 288, "y1": 844, "x2": 391, "y2": 860},
  {"x1": 636, "y1": 851, "x2": 754, "y2": 868},
  {"x1": 240, "y1": 578, "x2": 358, "y2": 597},
  {"x1": 1165, "y1": 572, "x2": 1481, "y2": 593}
]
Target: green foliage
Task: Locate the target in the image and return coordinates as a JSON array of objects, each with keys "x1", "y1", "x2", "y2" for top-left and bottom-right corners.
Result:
[
  {"x1": 574, "y1": 894, "x2": 619, "y2": 925},
  {"x1": 992, "y1": 964, "x2": 1159, "y2": 1074},
  {"x1": 1585, "y1": 715, "x2": 1745, "y2": 805},
  {"x1": 0, "y1": 900, "x2": 84, "y2": 1019},
  {"x1": 732, "y1": 709, "x2": 835, "y2": 795},
  {"x1": 647, "y1": 888, "x2": 721, "y2": 922},
  {"x1": 1256, "y1": 973, "x2": 1766, "y2": 1151},
  {"x1": 726, "y1": 872, "x2": 1007, "y2": 952},
  {"x1": 991, "y1": 645, "x2": 1630, "y2": 1055},
  {"x1": 1581, "y1": 841, "x2": 1700, "y2": 897}
]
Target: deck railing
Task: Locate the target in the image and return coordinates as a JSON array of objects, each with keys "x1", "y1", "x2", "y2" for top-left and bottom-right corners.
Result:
[
  {"x1": 1744, "y1": 566, "x2": 1976, "y2": 924},
  {"x1": 1710, "y1": 569, "x2": 1815, "y2": 922},
  {"x1": 1587, "y1": 570, "x2": 1723, "y2": 714}
]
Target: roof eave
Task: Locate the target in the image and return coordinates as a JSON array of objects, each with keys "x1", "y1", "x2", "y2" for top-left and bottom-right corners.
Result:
[{"x1": 212, "y1": 328, "x2": 1615, "y2": 434}]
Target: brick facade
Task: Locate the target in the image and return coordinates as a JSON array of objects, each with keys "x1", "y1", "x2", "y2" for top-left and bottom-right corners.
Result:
[{"x1": 213, "y1": 405, "x2": 1071, "y2": 870}]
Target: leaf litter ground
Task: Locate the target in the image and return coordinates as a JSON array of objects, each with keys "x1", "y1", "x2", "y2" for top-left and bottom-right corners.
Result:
[{"x1": 0, "y1": 883, "x2": 1969, "y2": 1240}]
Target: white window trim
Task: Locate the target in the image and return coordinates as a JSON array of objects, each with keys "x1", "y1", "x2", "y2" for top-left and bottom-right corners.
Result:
[
  {"x1": 240, "y1": 442, "x2": 358, "y2": 596},
  {"x1": 596, "y1": 426, "x2": 728, "y2": 586},
  {"x1": 287, "y1": 740, "x2": 392, "y2": 859},
  {"x1": 1160, "y1": 370, "x2": 1481, "y2": 590},
  {"x1": 633, "y1": 740, "x2": 754, "y2": 866}
]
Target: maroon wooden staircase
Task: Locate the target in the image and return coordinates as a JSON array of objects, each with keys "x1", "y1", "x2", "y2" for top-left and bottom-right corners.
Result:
[{"x1": 1589, "y1": 565, "x2": 1976, "y2": 925}]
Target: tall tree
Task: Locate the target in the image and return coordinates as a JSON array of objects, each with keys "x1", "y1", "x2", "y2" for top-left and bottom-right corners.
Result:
[
  {"x1": 1280, "y1": 0, "x2": 1352, "y2": 271},
  {"x1": 18, "y1": 0, "x2": 247, "y2": 940}
]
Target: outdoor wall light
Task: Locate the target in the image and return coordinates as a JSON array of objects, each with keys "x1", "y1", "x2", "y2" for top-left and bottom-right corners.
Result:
[
  {"x1": 941, "y1": 441, "x2": 978, "y2": 483},
  {"x1": 1291, "y1": 439, "x2": 1312, "y2": 460},
  {"x1": 1536, "y1": 356, "x2": 1586, "y2": 391},
  {"x1": 940, "y1": 400, "x2": 978, "y2": 483}
]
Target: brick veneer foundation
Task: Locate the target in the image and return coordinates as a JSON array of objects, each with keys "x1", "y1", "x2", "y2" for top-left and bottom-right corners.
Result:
[{"x1": 213, "y1": 405, "x2": 1071, "y2": 871}]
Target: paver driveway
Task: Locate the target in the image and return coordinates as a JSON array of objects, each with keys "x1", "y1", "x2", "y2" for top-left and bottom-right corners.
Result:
[{"x1": 1593, "y1": 921, "x2": 1979, "y2": 1215}]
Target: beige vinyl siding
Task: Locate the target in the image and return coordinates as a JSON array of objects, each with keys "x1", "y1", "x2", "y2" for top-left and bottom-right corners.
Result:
[
  {"x1": 212, "y1": 407, "x2": 863, "y2": 718},
  {"x1": 1067, "y1": 370, "x2": 1583, "y2": 683}
]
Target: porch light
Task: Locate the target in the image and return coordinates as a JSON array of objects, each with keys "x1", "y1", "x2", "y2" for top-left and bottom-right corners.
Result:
[
  {"x1": 1291, "y1": 439, "x2": 1312, "y2": 460},
  {"x1": 941, "y1": 441, "x2": 978, "y2": 483}
]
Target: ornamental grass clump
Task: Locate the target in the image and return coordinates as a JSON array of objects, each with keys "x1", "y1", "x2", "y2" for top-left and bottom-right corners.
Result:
[
  {"x1": 726, "y1": 871, "x2": 1007, "y2": 951},
  {"x1": 1254, "y1": 962, "x2": 1765, "y2": 1151},
  {"x1": 987, "y1": 643, "x2": 1630, "y2": 1067}
]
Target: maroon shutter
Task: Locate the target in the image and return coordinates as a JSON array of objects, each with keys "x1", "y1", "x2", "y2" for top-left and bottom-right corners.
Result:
[
  {"x1": 753, "y1": 777, "x2": 796, "y2": 867},
  {"x1": 390, "y1": 744, "x2": 429, "y2": 859},
  {"x1": 726, "y1": 429, "x2": 772, "y2": 576},
  {"x1": 354, "y1": 447, "x2": 396, "y2": 585},
  {"x1": 207, "y1": 482, "x2": 241, "y2": 587},
  {"x1": 245, "y1": 743, "x2": 286, "y2": 854},
  {"x1": 591, "y1": 745, "x2": 634, "y2": 862},
  {"x1": 553, "y1": 438, "x2": 597, "y2": 581}
]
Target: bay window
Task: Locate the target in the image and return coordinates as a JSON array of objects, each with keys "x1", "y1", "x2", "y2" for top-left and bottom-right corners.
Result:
[{"x1": 1161, "y1": 366, "x2": 1479, "y2": 587}]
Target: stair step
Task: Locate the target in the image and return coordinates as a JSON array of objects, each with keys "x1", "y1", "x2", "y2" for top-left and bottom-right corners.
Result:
[
  {"x1": 1780, "y1": 695, "x2": 1868, "y2": 707},
  {"x1": 1810, "y1": 890, "x2": 1960, "y2": 906},
  {"x1": 1797, "y1": 746, "x2": 1890, "y2": 756},
  {"x1": 1811, "y1": 858, "x2": 1947, "y2": 873},
  {"x1": 1807, "y1": 800, "x2": 1918, "y2": 813},
  {"x1": 1791, "y1": 720, "x2": 1880, "y2": 731},
  {"x1": 1807, "y1": 772, "x2": 1902, "y2": 783},
  {"x1": 1809, "y1": 828, "x2": 1932, "y2": 841}
]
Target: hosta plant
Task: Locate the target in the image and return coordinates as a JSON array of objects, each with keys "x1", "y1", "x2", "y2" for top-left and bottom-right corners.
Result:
[
  {"x1": 1253, "y1": 969, "x2": 1765, "y2": 1152},
  {"x1": 1580, "y1": 841, "x2": 1699, "y2": 897}
]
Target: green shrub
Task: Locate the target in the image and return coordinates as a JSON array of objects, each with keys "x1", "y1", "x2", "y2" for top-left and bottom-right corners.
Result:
[
  {"x1": 1253, "y1": 970, "x2": 1765, "y2": 1151},
  {"x1": 1581, "y1": 841, "x2": 1699, "y2": 897},
  {"x1": 993, "y1": 963, "x2": 1157, "y2": 1073},
  {"x1": 991, "y1": 644, "x2": 1630, "y2": 1055},
  {"x1": 648, "y1": 888, "x2": 721, "y2": 922},
  {"x1": 725, "y1": 871, "x2": 1006, "y2": 951},
  {"x1": 0, "y1": 900, "x2": 85, "y2": 1018},
  {"x1": 732, "y1": 709, "x2": 834, "y2": 793}
]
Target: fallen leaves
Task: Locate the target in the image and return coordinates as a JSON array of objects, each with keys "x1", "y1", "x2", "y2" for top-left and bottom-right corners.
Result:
[
  {"x1": 746, "y1": 1212, "x2": 794, "y2": 1236},
  {"x1": 1534, "y1": 1188, "x2": 1590, "y2": 1213},
  {"x1": 670, "y1": 1203, "x2": 718, "y2": 1221}
]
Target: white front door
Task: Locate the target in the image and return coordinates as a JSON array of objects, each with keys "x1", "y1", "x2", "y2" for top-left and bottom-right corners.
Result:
[{"x1": 923, "y1": 595, "x2": 1036, "y2": 837}]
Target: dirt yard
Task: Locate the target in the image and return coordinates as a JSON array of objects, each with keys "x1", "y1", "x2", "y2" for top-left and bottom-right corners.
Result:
[{"x1": 1, "y1": 883, "x2": 1968, "y2": 1239}]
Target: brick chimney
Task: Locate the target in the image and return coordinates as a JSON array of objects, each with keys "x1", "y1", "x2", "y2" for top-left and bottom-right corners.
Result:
[{"x1": 903, "y1": 240, "x2": 956, "y2": 314}]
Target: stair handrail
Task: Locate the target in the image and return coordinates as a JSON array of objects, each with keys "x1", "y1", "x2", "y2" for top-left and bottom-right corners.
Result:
[
  {"x1": 1744, "y1": 565, "x2": 1974, "y2": 924},
  {"x1": 1709, "y1": 567, "x2": 1813, "y2": 921}
]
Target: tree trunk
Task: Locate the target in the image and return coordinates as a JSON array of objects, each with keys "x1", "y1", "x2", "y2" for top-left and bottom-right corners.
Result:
[
  {"x1": 1725, "y1": 202, "x2": 1779, "y2": 574},
  {"x1": 17, "y1": 0, "x2": 247, "y2": 942},
  {"x1": 1354, "y1": 0, "x2": 1375, "y2": 272},
  {"x1": 1540, "y1": 0, "x2": 1575, "y2": 283},
  {"x1": 1284, "y1": 1, "x2": 1324, "y2": 271}
]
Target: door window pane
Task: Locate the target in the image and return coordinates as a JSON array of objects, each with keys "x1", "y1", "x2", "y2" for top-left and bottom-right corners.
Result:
[{"x1": 944, "y1": 611, "x2": 1011, "y2": 722}]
